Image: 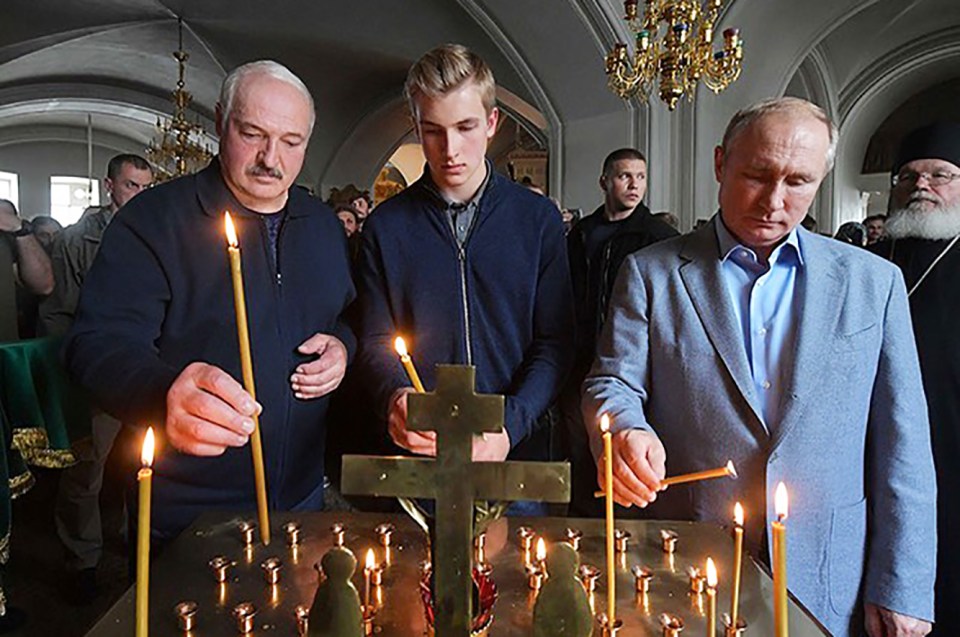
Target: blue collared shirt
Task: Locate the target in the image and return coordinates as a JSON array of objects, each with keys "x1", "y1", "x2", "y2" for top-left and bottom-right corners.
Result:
[{"x1": 715, "y1": 217, "x2": 804, "y2": 429}]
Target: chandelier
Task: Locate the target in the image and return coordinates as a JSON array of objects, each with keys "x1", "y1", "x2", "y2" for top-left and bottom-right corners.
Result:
[
  {"x1": 605, "y1": 0, "x2": 744, "y2": 111},
  {"x1": 146, "y1": 19, "x2": 213, "y2": 182}
]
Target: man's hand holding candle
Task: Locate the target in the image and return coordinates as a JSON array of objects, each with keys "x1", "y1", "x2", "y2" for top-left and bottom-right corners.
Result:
[
  {"x1": 596, "y1": 428, "x2": 666, "y2": 508},
  {"x1": 165, "y1": 362, "x2": 260, "y2": 456}
]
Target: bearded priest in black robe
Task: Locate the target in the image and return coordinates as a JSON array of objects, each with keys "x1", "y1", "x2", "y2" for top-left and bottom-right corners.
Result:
[{"x1": 872, "y1": 122, "x2": 960, "y2": 637}]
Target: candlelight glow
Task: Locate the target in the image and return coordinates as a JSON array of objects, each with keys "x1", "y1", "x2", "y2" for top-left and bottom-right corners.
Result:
[
  {"x1": 600, "y1": 413, "x2": 610, "y2": 433},
  {"x1": 394, "y1": 336, "x2": 408, "y2": 357},
  {"x1": 734, "y1": 502, "x2": 744, "y2": 527},
  {"x1": 536, "y1": 537, "x2": 546, "y2": 563},
  {"x1": 726, "y1": 460, "x2": 738, "y2": 478},
  {"x1": 706, "y1": 558, "x2": 718, "y2": 588},
  {"x1": 365, "y1": 548, "x2": 376, "y2": 571},
  {"x1": 141, "y1": 427, "x2": 155, "y2": 467},
  {"x1": 224, "y1": 212, "x2": 238, "y2": 248},
  {"x1": 775, "y1": 482, "x2": 789, "y2": 520}
]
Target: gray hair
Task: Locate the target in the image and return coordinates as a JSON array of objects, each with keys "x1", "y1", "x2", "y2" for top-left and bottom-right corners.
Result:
[
  {"x1": 218, "y1": 60, "x2": 315, "y2": 134},
  {"x1": 720, "y1": 97, "x2": 838, "y2": 171}
]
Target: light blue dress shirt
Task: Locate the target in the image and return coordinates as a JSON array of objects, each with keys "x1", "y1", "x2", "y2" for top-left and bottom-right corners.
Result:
[{"x1": 715, "y1": 217, "x2": 804, "y2": 429}]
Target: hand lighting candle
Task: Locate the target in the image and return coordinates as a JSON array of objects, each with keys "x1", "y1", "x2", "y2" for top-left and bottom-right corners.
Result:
[
  {"x1": 136, "y1": 427, "x2": 155, "y2": 637},
  {"x1": 224, "y1": 212, "x2": 270, "y2": 545}
]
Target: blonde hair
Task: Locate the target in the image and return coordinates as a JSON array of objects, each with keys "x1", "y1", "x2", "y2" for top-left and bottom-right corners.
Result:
[
  {"x1": 404, "y1": 44, "x2": 496, "y2": 119},
  {"x1": 721, "y1": 97, "x2": 838, "y2": 171}
]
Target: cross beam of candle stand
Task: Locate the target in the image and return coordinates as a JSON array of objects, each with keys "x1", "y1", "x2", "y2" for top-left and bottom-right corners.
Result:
[{"x1": 341, "y1": 365, "x2": 571, "y2": 637}]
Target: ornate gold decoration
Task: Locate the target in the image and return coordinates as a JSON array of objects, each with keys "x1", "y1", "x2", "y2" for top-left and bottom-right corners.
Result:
[
  {"x1": 9, "y1": 471, "x2": 34, "y2": 500},
  {"x1": 605, "y1": 0, "x2": 744, "y2": 110},
  {"x1": 11, "y1": 427, "x2": 77, "y2": 469},
  {"x1": 146, "y1": 18, "x2": 213, "y2": 182}
]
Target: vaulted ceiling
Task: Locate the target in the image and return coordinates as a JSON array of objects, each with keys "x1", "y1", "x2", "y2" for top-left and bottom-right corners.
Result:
[{"x1": 0, "y1": 0, "x2": 957, "y2": 208}]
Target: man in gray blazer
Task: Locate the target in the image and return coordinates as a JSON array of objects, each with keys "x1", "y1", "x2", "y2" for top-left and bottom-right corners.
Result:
[{"x1": 582, "y1": 97, "x2": 936, "y2": 637}]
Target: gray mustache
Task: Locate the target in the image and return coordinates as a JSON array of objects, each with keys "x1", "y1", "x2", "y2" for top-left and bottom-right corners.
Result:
[{"x1": 248, "y1": 165, "x2": 283, "y2": 179}]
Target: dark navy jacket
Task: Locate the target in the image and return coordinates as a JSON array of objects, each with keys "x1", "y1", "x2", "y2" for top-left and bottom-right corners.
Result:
[
  {"x1": 354, "y1": 169, "x2": 574, "y2": 460},
  {"x1": 65, "y1": 160, "x2": 355, "y2": 538}
]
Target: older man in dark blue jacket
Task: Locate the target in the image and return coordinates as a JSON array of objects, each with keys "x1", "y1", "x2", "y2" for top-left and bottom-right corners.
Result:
[
  {"x1": 66, "y1": 60, "x2": 355, "y2": 540},
  {"x1": 354, "y1": 45, "x2": 574, "y2": 487}
]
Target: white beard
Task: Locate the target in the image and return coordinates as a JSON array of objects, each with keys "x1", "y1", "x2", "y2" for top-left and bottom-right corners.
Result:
[{"x1": 885, "y1": 200, "x2": 960, "y2": 240}]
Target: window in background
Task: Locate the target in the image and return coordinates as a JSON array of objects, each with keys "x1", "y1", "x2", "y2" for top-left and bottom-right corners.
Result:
[
  {"x1": 0, "y1": 171, "x2": 19, "y2": 209},
  {"x1": 50, "y1": 176, "x2": 99, "y2": 226}
]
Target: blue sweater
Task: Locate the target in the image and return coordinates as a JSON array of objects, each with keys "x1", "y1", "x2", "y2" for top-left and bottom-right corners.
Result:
[
  {"x1": 65, "y1": 161, "x2": 355, "y2": 537},
  {"x1": 354, "y1": 170, "x2": 574, "y2": 460}
]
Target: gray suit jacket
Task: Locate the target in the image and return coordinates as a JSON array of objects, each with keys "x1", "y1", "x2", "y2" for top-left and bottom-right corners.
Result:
[{"x1": 582, "y1": 219, "x2": 936, "y2": 636}]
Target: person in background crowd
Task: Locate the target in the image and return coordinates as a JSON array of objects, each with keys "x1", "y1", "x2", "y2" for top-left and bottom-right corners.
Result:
[
  {"x1": 864, "y1": 213, "x2": 886, "y2": 245},
  {"x1": 652, "y1": 211, "x2": 680, "y2": 231},
  {"x1": 834, "y1": 221, "x2": 867, "y2": 247},
  {"x1": 38, "y1": 154, "x2": 153, "y2": 602},
  {"x1": 871, "y1": 121, "x2": 960, "y2": 637},
  {"x1": 563, "y1": 148, "x2": 677, "y2": 515},
  {"x1": 31, "y1": 216, "x2": 62, "y2": 252}
]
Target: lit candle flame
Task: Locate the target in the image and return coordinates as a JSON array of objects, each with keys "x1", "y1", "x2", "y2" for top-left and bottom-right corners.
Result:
[
  {"x1": 365, "y1": 548, "x2": 376, "y2": 571},
  {"x1": 706, "y1": 557, "x2": 718, "y2": 588},
  {"x1": 224, "y1": 212, "x2": 238, "y2": 248},
  {"x1": 536, "y1": 537, "x2": 546, "y2": 563},
  {"x1": 726, "y1": 460, "x2": 738, "y2": 478},
  {"x1": 734, "y1": 502, "x2": 744, "y2": 527},
  {"x1": 600, "y1": 413, "x2": 610, "y2": 433},
  {"x1": 141, "y1": 427, "x2": 155, "y2": 467},
  {"x1": 775, "y1": 482, "x2": 789, "y2": 521},
  {"x1": 394, "y1": 336, "x2": 408, "y2": 357}
]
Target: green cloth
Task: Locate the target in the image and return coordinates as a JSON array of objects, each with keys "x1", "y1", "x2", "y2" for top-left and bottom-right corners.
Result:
[{"x1": 0, "y1": 336, "x2": 91, "y2": 450}]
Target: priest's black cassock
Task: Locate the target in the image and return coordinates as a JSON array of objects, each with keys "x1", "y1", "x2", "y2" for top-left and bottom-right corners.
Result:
[{"x1": 872, "y1": 236, "x2": 960, "y2": 635}]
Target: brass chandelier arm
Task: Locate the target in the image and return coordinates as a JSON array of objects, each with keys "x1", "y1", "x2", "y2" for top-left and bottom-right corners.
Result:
[{"x1": 606, "y1": 0, "x2": 744, "y2": 110}]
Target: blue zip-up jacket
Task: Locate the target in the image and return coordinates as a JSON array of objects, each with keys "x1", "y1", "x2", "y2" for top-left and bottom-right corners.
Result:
[
  {"x1": 354, "y1": 169, "x2": 574, "y2": 460},
  {"x1": 65, "y1": 160, "x2": 355, "y2": 538}
]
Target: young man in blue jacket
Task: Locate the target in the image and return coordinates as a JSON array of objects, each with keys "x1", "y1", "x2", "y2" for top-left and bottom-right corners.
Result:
[
  {"x1": 354, "y1": 44, "x2": 574, "y2": 493},
  {"x1": 65, "y1": 61, "x2": 355, "y2": 541}
]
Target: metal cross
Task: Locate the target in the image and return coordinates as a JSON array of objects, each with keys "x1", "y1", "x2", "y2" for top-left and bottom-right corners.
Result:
[{"x1": 341, "y1": 365, "x2": 570, "y2": 637}]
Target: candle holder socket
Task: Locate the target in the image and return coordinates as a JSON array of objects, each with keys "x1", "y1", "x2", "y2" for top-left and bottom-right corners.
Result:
[
  {"x1": 209, "y1": 556, "x2": 235, "y2": 583},
  {"x1": 283, "y1": 521, "x2": 301, "y2": 546},
  {"x1": 660, "y1": 529, "x2": 678, "y2": 554},
  {"x1": 517, "y1": 526, "x2": 535, "y2": 551},
  {"x1": 565, "y1": 528, "x2": 582, "y2": 551},
  {"x1": 375, "y1": 523, "x2": 395, "y2": 548},
  {"x1": 526, "y1": 563, "x2": 545, "y2": 590},
  {"x1": 614, "y1": 529, "x2": 631, "y2": 553},
  {"x1": 331, "y1": 523, "x2": 346, "y2": 547},
  {"x1": 261, "y1": 557, "x2": 282, "y2": 585},
  {"x1": 238, "y1": 521, "x2": 256, "y2": 547},
  {"x1": 295, "y1": 605, "x2": 309, "y2": 636},
  {"x1": 370, "y1": 564, "x2": 384, "y2": 587},
  {"x1": 660, "y1": 613, "x2": 685, "y2": 636},
  {"x1": 578, "y1": 564, "x2": 601, "y2": 592},
  {"x1": 688, "y1": 567, "x2": 706, "y2": 594},
  {"x1": 596, "y1": 614, "x2": 623, "y2": 636},
  {"x1": 723, "y1": 614, "x2": 748, "y2": 637},
  {"x1": 232, "y1": 602, "x2": 257, "y2": 634},
  {"x1": 632, "y1": 565, "x2": 653, "y2": 593},
  {"x1": 174, "y1": 601, "x2": 198, "y2": 632}
]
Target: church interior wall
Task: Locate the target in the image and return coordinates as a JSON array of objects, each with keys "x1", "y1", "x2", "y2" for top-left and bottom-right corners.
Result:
[{"x1": 0, "y1": 139, "x2": 136, "y2": 221}]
